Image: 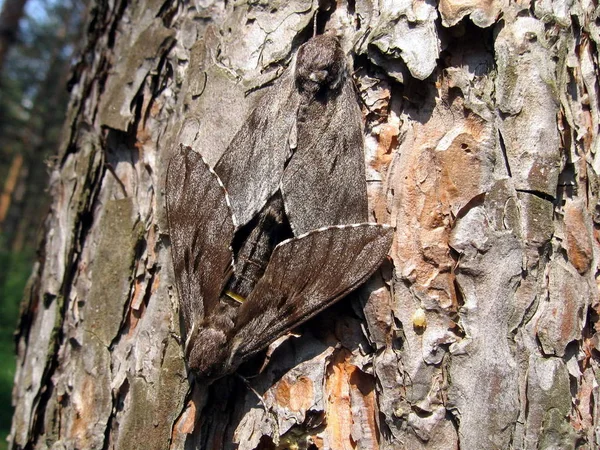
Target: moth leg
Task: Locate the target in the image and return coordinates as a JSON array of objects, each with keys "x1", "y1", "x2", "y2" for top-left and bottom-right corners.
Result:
[
  {"x1": 170, "y1": 331, "x2": 182, "y2": 345},
  {"x1": 258, "y1": 331, "x2": 301, "y2": 375},
  {"x1": 234, "y1": 373, "x2": 269, "y2": 412}
]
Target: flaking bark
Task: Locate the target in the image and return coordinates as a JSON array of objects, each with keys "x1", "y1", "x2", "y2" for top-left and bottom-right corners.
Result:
[{"x1": 10, "y1": 1, "x2": 600, "y2": 449}]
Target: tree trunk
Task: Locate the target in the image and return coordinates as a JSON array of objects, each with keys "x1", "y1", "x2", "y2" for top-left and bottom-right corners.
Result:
[
  {"x1": 0, "y1": 153, "x2": 23, "y2": 225},
  {"x1": 5, "y1": 0, "x2": 88, "y2": 254},
  {"x1": 9, "y1": 1, "x2": 600, "y2": 449},
  {"x1": 0, "y1": 0, "x2": 27, "y2": 72}
]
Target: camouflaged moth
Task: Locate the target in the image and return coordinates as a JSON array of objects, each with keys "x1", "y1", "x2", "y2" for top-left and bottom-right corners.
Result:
[{"x1": 166, "y1": 35, "x2": 393, "y2": 379}]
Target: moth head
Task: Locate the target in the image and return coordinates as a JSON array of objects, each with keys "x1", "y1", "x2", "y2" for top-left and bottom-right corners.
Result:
[
  {"x1": 295, "y1": 34, "x2": 345, "y2": 95},
  {"x1": 187, "y1": 327, "x2": 230, "y2": 380}
]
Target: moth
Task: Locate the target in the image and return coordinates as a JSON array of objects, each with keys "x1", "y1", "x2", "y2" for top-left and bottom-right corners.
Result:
[{"x1": 166, "y1": 35, "x2": 393, "y2": 380}]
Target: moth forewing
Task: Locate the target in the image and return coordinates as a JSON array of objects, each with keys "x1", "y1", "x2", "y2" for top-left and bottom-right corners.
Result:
[
  {"x1": 165, "y1": 146, "x2": 236, "y2": 350},
  {"x1": 213, "y1": 68, "x2": 299, "y2": 229},
  {"x1": 281, "y1": 70, "x2": 368, "y2": 234}
]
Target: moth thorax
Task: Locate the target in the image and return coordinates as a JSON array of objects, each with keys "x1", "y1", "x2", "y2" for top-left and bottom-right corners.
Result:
[{"x1": 295, "y1": 34, "x2": 345, "y2": 94}]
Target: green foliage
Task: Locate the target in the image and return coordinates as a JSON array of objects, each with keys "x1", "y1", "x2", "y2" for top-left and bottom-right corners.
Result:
[{"x1": 0, "y1": 246, "x2": 32, "y2": 450}]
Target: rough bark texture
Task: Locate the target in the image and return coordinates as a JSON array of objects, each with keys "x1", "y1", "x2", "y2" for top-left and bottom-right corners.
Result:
[{"x1": 9, "y1": 1, "x2": 600, "y2": 449}]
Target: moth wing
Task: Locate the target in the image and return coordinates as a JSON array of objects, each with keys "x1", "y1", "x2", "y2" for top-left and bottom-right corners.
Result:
[
  {"x1": 166, "y1": 145, "x2": 235, "y2": 331},
  {"x1": 229, "y1": 223, "x2": 393, "y2": 363},
  {"x1": 282, "y1": 79, "x2": 369, "y2": 235},
  {"x1": 215, "y1": 70, "x2": 300, "y2": 228}
]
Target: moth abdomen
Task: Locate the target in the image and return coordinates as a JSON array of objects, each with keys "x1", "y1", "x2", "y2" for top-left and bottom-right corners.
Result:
[{"x1": 223, "y1": 193, "x2": 293, "y2": 301}]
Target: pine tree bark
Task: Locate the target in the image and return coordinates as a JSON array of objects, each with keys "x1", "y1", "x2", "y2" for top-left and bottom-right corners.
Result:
[{"x1": 9, "y1": 1, "x2": 600, "y2": 449}]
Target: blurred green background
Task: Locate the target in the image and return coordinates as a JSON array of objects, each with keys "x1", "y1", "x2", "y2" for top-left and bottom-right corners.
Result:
[{"x1": 0, "y1": 0, "x2": 88, "y2": 447}]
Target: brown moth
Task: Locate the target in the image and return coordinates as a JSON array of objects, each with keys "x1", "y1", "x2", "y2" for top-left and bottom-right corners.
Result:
[{"x1": 166, "y1": 35, "x2": 393, "y2": 380}]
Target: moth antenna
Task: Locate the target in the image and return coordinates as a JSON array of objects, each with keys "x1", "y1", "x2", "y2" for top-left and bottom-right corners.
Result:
[{"x1": 351, "y1": 26, "x2": 373, "y2": 54}]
